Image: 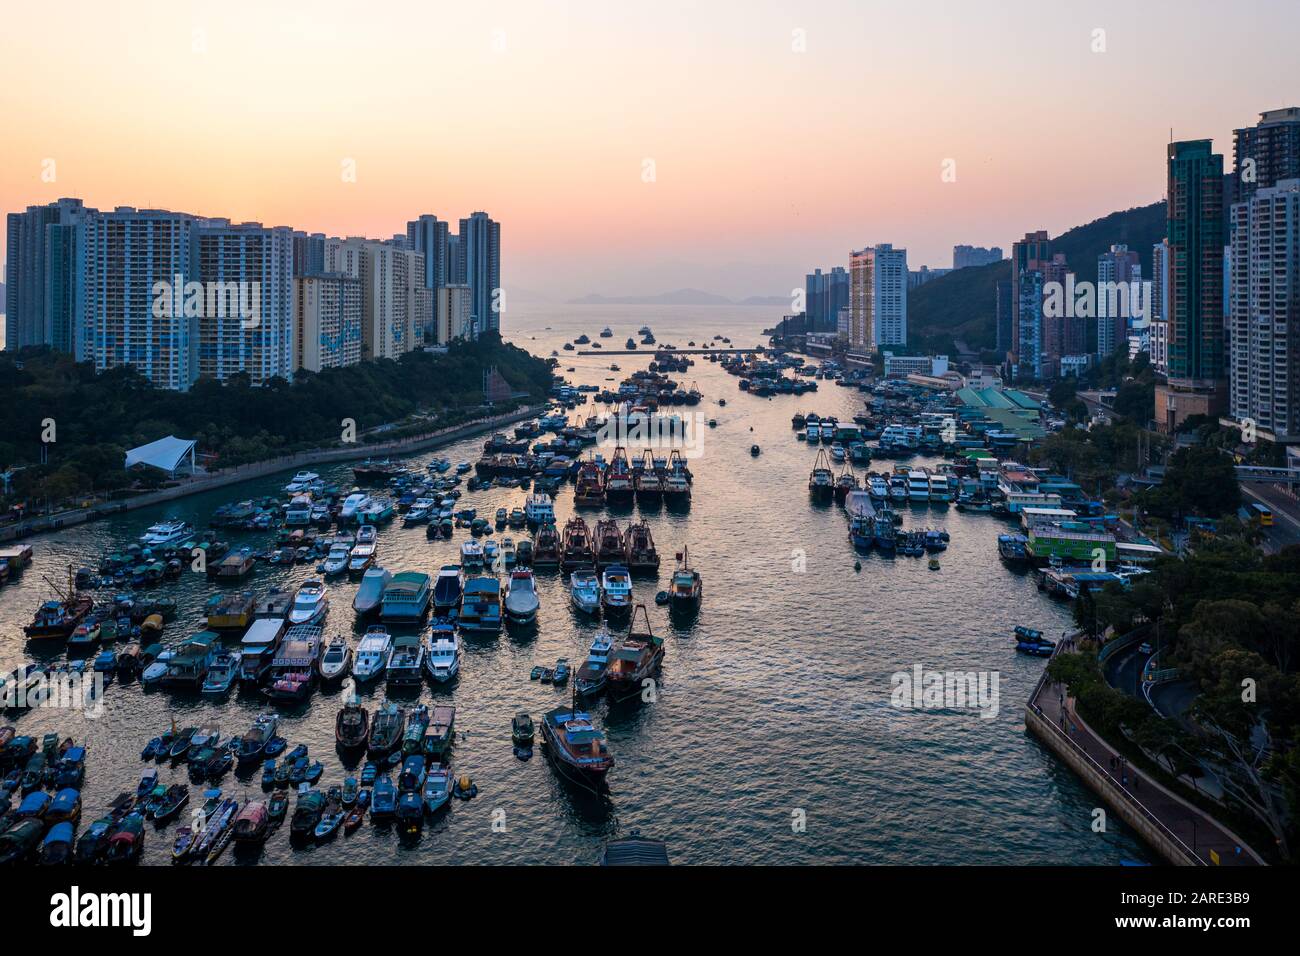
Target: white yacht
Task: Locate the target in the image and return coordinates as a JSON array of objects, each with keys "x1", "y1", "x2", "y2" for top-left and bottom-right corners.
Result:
[
  {"x1": 424, "y1": 625, "x2": 461, "y2": 683},
  {"x1": 569, "y1": 569, "x2": 601, "y2": 615},
  {"x1": 352, "y1": 626, "x2": 391, "y2": 681},
  {"x1": 339, "y1": 493, "x2": 370, "y2": 522},
  {"x1": 868, "y1": 475, "x2": 889, "y2": 500},
  {"x1": 524, "y1": 493, "x2": 555, "y2": 525},
  {"x1": 319, "y1": 636, "x2": 352, "y2": 681},
  {"x1": 139, "y1": 520, "x2": 192, "y2": 547},
  {"x1": 288, "y1": 579, "x2": 329, "y2": 626},
  {"x1": 284, "y1": 471, "x2": 320, "y2": 493},
  {"x1": 600, "y1": 565, "x2": 633, "y2": 614},
  {"x1": 322, "y1": 544, "x2": 350, "y2": 576}
]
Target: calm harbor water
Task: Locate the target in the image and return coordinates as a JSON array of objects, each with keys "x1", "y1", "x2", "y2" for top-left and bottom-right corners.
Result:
[{"x1": 1, "y1": 304, "x2": 1150, "y2": 864}]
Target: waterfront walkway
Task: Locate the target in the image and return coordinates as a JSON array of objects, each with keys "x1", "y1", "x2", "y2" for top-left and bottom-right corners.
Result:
[{"x1": 1028, "y1": 642, "x2": 1264, "y2": 866}]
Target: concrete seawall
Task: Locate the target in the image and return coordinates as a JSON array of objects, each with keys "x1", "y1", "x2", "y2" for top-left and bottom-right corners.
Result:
[{"x1": 1025, "y1": 704, "x2": 1202, "y2": 865}]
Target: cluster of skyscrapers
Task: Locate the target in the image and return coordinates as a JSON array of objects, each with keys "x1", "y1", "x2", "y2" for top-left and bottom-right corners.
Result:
[
  {"x1": 4, "y1": 202, "x2": 500, "y2": 390},
  {"x1": 803, "y1": 244, "x2": 1005, "y2": 348},
  {"x1": 1002, "y1": 107, "x2": 1300, "y2": 442}
]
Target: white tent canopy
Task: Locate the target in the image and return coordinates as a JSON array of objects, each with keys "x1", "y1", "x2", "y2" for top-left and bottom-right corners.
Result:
[{"x1": 124, "y1": 435, "x2": 197, "y2": 476}]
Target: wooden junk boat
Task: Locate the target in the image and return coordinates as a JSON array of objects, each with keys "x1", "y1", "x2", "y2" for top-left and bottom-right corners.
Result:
[
  {"x1": 541, "y1": 706, "x2": 614, "y2": 783},
  {"x1": 623, "y1": 521, "x2": 660, "y2": 571},
  {"x1": 604, "y1": 446, "x2": 635, "y2": 505},
  {"x1": 532, "y1": 522, "x2": 562, "y2": 567},
  {"x1": 560, "y1": 517, "x2": 595, "y2": 571},
  {"x1": 594, "y1": 520, "x2": 624, "y2": 567},
  {"x1": 605, "y1": 604, "x2": 666, "y2": 696}
]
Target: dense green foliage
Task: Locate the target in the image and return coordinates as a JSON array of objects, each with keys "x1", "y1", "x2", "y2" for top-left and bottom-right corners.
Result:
[
  {"x1": 1060, "y1": 536, "x2": 1300, "y2": 859},
  {"x1": 0, "y1": 334, "x2": 553, "y2": 500},
  {"x1": 1137, "y1": 446, "x2": 1242, "y2": 521}
]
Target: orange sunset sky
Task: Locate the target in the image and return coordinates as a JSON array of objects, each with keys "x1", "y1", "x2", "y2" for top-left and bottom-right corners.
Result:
[{"x1": 2, "y1": 0, "x2": 1297, "y2": 300}]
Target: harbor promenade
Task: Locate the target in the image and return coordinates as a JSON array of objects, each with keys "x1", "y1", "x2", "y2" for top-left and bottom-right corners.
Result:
[
  {"x1": 0, "y1": 403, "x2": 544, "y2": 543},
  {"x1": 1026, "y1": 641, "x2": 1265, "y2": 866}
]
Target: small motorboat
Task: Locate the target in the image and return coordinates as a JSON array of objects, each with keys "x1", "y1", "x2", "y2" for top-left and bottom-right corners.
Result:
[
  {"x1": 422, "y1": 764, "x2": 452, "y2": 814},
  {"x1": 569, "y1": 569, "x2": 601, "y2": 615},
  {"x1": 40, "y1": 821, "x2": 76, "y2": 865},
  {"x1": 319, "y1": 636, "x2": 352, "y2": 682},
  {"x1": 511, "y1": 712, "x2": 535, "y2": 747},
  {"x1": 371, "y1": 775, "x2": 398, "y2": 818},
  {"x1": 343, "y1": 789, "x2": 371, "y2": 832},
  {"x1": 314, "y1": 787, "x2": 346, "y2": 839}
]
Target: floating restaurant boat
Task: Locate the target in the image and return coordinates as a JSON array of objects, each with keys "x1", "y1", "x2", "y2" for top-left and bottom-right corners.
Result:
[
  {"x1": 575, "y1": 628, "x2": 614, "y2": 697},
  {"x1": 353, "y1": 567, "x2": 391, "y2": 617},
  {"x1": 381, "y1": 572, "x2": 432, "y2": 623},
  {"x1": 533, "y1": 522, "x2": 562, "y2": 566},
  {"x1": 541, "y1": 707, "x2": 613, "y2": 782},
  {"x1": 459, "y1": 577, "x2": 503, "y2": 633},
  {"x1": 606, "y1": 604, "x2": 665, "y2": 694},
  {"x1": 808, "y1": 449, "x2": 835, "y2": 501},
  {"x1": 561, "y1": 517, "x2": 595, "y2": 570},
  {"x1": 264, "y1": 625, "x2": 323, "y2": 702}
]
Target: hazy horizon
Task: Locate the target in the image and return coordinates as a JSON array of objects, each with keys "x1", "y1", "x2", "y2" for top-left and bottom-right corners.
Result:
[{"x1": 2, "y1": 0, "x2": 1297, "y2": 300}]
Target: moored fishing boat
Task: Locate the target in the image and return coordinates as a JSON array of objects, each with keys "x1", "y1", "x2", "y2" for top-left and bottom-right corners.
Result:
[
  {"x1": 335, "y1": 694, "x2": 370, "y2": 749},
  {"x1": 575, "y1": 628, "x2": 614, "y2": 696},
  {"x1": 422, "y1": 705, "x2": 455, "y2": 762},
  {"x1": 668, "y1": 547, "x2": 702, "y2": 611},
  {"x1": 594, "y1": 519, "x2": 625, "y2": 567},
  {"x1": 236, "y1": 713, "x2": 279, "y2": 764},
  {"x1": 606, "y1": 604, "x2": 665, "y2": 696},
  {"x1": 367, "y1": 702, "x2": 406, "y2": 757},
  {"x1": 532, "y1": 522, "x2": 562, "y2": 566},
  {"x1": 623, "y1": 520, "x2": 660, "y2": 570},
  {"x1": 403, "y1": 704, "x2": 431, "y2": 756},
  {"x1": 541, "y1": 707, "x2": 613, "y2": 783},
  {"x1": 560, "y1": 517, "x2": 595, "y2": 570},
  {"x1": 808, "y1": 449, "x2": 834, "y2": 501}
]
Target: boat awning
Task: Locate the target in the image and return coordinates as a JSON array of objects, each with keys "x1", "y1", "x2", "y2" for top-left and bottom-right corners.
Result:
[{"x1": 124, "y1": 436, "x2": 197, "y2": 476}]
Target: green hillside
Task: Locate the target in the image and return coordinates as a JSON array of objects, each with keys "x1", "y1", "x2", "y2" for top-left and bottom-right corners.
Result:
[{"x1": 908, "y1": 199, "x2": 1167, "y2": 356}]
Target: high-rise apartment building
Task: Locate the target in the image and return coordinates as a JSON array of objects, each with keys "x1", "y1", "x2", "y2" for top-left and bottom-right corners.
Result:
[
  {"x1": 1233, "y1": 107, "x2": 1300, "y2": 201},
  {"x1": 1016, "y1": 271, "x2": 1045, "y2": 380},
  {"x1": 194, "y1": 222, "x2": 295, "y2": 384},
  {"x1": 1096, "y1": 244, "x2": 1142, "y2": 359},
  {"x1": 435, "y1": 284, "x2": 472, "y2": 345},
  {"x1": 293, "y1": 272, "x2": 363, "y2": 372},
  {"x1": 83, "y1": 207, "x2": 202, "y2": 390},
  {"x1": 1010, "y1": 231, "x2": 1051, "y2": 364},
  {"x1": 952, "y1": 245, "x2": 1004, "y2": 269},
  {"x1": 805, "y1": 267, "x2": 848, "y2": 333},
  {"x1": 1156, "y1": 140, "x2": 1227, "y2": 431},
  {"x1": 4, "y1": 198, "x2": 97, "y2": 354},
  {"x1": 406, "y1": 215, "x2": 451, "y2": 293},
  {"x1": 458, "y1": 212, "x2": 500, "y2": 336},
  {"x1": 324, "y1": 238, "x2": 430, "y2": 360},
  {"x1": 848, "y1": 244, "x2": 907, "y2": 348},
  {"x1": 1228, "y1": 178, "x2": 1300, "y2": 440},
  {"x1": 995, "y1": 279, "x2": 1014, "y2": 355}
]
